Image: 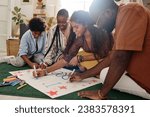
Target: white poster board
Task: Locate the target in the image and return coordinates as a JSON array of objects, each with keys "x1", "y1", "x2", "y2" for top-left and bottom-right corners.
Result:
[{"x1": 10, "y1": 68, "x2": 100, "y2": 98}]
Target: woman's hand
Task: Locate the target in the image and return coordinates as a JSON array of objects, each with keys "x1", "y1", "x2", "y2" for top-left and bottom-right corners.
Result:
[
  {"x1": 33, "y1": 69, "x2": 47, "y2": 78},
  {"x1": 69, "y1": 56, "x2": 78, "y2": 66}
]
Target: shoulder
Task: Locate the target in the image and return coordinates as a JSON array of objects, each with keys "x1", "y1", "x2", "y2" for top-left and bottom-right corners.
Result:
[
  {"x1": 119, "y1": 3, "x2": 146, "y2": 15},
  {"x1": 21, "y1": 30, "x2": 31, "y2": 41},
  {"x1": 116, "y1": 3, "x2": 147, "y2": 26},
  {"x1": 48, "y1": 24, "x2": 57, "y2": 33},
  {"x1": 22, "y1": 30, "x2": 31, "y2": 37}
]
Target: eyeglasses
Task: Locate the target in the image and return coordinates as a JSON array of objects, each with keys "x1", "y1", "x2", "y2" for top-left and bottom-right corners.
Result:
[{"x1": 50, "y1": 71, "x2": 70, "y2": 80}]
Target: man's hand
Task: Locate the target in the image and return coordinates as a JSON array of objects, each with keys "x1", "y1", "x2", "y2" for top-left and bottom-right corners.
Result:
[{"x1": 69, "y1": 72, "x2": 83, "y2": 82}]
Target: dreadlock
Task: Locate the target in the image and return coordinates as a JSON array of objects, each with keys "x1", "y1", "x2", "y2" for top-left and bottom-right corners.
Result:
[
  {"x1": 44, "y1": 25, "x2": 60, "y2": 57},
  {"x1": 44, "y1": 9, "x2": 69, "y2": 57}
]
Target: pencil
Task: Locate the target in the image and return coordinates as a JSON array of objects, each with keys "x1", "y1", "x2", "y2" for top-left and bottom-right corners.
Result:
[{"x1": 17, "y1": 83, "x2": 27, "y2": 90}]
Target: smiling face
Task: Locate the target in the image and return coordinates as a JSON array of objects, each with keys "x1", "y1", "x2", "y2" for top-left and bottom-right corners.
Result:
[
  {"x1": 70, "y1": 21, "x2": 86, "y2": 38},
  {"x1": 57, "y1": 16, "x2": 68, "y2": 31}
]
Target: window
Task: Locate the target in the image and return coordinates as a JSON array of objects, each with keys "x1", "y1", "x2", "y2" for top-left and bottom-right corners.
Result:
[{"x1": 60, "y1": 0, "x2": 93, "y2": 16}]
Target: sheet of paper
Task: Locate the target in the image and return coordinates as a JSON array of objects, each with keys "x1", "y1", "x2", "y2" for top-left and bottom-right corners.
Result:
[{"x1": 10, "y1": 68, "x2": 100, "y2": 98}]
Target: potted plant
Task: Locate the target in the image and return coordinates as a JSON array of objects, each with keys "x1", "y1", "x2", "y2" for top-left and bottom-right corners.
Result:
[
  {"x1": 12, "y1": 6, "x2": 27, "y2": 37},
  {"x1": 12, "y1": 6, "x2": 26, "y2": 25}
]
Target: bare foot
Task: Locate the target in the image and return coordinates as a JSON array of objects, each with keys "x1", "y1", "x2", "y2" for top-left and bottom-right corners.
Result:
[{"x1": 78, "y1": 90, "x2": 107, "y2": 100}]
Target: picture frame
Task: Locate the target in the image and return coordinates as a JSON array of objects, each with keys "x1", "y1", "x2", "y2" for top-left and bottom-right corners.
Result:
[{"x1": 21, "y1": 0, "x2": 32, "y2": 5}]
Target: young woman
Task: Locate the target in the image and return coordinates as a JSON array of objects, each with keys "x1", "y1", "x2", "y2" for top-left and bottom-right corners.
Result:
[{"x1": 33, "y1": 10, "x2": 112, "y2": 77}]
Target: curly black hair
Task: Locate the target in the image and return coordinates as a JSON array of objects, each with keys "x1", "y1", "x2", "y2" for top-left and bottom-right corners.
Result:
[{"x1": 29, "y1": 18, "x2": 45, "y2": 32}]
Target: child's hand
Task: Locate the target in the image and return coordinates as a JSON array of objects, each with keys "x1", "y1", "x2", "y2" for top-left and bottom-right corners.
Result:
[
  {"x1": 40, "y1": 62, "x2": 48, "y2": 69},
  {"x1": 30, "y1": 63, "x2": 39, "y2": 69},
  {"x1": 33, "y1": 69, "x2": 47, "y2": 78}
]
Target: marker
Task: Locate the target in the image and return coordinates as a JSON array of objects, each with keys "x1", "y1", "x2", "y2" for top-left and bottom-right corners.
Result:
[
  {"x1": 17, "y1": 83, "x2": 27, "y2": 90},
  {"x1": 68, "y1": 69, "x2": 75, "y2": 81},
  {"x1": 41, "y1": 59, "x2": 47, "y2": 67},
  {"x1": 33, "y1": 65, "x2": 38, "y2": 78},
  {"x1": 70, "y1": 69, "x2": 75, "y2": 76},
  {"x1": 3, "y1": 77, "x2": 17, "y2": 82}
]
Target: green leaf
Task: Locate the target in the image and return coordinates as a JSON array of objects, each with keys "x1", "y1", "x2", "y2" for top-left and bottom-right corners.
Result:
[
  {"x1": 12, "y1": 17, "x2": 17, "y2": 21},
  {"x1": 14, "y1": 6, "x2": 19, "y2": 12},
  {"x1": 16, "y1": 22, "x2": 19, "y2": 25},
  {"x1": 12, "y1": 6, "x2": 26, "y2": 25},
  {"x1": 20, "y1": 20, "x2": 24, "y2": 24},
  {"x1": 18, "y1": 8, "x2": 21, "y2": 12},
  {"x1": 12, "y1": 11, "x2": 16, "y2": 15}
]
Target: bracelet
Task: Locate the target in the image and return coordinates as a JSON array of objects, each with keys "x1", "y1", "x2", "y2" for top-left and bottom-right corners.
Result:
[
  {"x1": 77, "y1": 55, "x2": 80, "y2": 63},
  {"x1": 77, "y1": 55, "x2": 83, "y2": 63},
  {"x1": 97, "y1": 90, "x2": 107, "y2": 100}
]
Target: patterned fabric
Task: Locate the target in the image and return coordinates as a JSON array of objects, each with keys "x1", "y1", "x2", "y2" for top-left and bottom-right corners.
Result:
[{"x1": 44, "y1": 24, "x2": 71, "y2": 65}]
